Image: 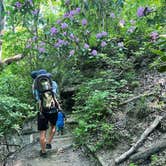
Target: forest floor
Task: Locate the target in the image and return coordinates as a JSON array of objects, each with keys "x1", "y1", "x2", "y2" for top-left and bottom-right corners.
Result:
[{"x1": 87, "y1": 70, "x2": 166, "y2": 166}]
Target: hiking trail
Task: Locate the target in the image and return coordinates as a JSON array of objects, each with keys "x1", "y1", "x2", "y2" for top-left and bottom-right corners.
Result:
[{"x1": 4, "y1": 117, "x2": 98, "y2": 166}]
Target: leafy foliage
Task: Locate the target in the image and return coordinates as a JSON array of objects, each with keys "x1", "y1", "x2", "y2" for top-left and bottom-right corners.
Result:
[
  {"x1": 0, "y1": 95, "x2": 33, "y2": 137},
  {"x1": 0, "y1": 0, "x2": 165, "y2": 152}
]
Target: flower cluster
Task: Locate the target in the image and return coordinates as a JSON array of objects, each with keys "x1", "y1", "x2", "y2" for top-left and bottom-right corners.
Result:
[
  {"x1": 63, "y1": 8, "x2": 81, "y2": 19},
  {"x1": 54, "y1": 39, "x2": 68, "y2": 48},
  {"x1": 50, "y1": 27, "x2": 58, "y2": 35},
  {"x1": 137, "y1": 6, "x2": 151, "y2": 17},
  {"x1": 119, "y1": 20, "x2": 125, "y2": 27},
  {"x1": 96, "y1": 31, "x2": 108, "y2": 39},
  {"x1": 61, "y1": 23, "x2": 68, "y2": 29},
  {"x1": 150, "y1": 32, "x2": 159, "y2": 42},
  {"x1": 81, "y1": 19, "x2": 87, "y2": 26},
  {"x1": 84, "y1": 43, "x2": 89, "y2": 49},
  {"x1": 110, "y1": 12, "x2": 115, "y2": 19},
  {"x1": 31, "y1": 9, "x2": 39, "y2": 15},
  {"x1": 15, "y1": 2, "x2": 22, "y2": 9}
]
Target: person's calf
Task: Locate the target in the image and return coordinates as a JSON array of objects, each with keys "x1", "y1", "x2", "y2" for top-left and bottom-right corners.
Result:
[{"x1": 40, "y1": 131, "x2": 46, "y2": 153}]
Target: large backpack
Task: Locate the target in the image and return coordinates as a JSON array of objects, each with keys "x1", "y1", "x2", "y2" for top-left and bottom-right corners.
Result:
[
  {"x1": 35, "y1": 74, "x2": 53, "y2": 93},
  {"x1": 33, "y1": 73, "x2": 58, "y2": 112}
]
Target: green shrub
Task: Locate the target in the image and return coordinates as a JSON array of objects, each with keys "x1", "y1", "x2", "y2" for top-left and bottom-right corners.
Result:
[{"x1": 0, "y1": 95, "x2": 34, "y2": 137}]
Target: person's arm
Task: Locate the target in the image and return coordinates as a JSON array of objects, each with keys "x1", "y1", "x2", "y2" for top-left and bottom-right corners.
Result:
[{"x1": 38, "y1": 100, "x2": 42, "y2": 112}]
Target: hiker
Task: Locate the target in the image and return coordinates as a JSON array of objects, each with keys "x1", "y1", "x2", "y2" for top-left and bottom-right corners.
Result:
[
  {"x1": 31, "y1": 70, "x2": 59, "y2": 101},
  {"x1": 31, "y1": 69, "x2": 61, "y2": 157},
  {"x1": 56, "y1": 110, "x2": 66, "y2": 135}
]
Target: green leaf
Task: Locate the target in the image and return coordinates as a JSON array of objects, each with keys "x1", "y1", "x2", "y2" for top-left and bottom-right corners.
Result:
[{"x1": 150, "y1": 48, "x2": 165, "y2": 56}]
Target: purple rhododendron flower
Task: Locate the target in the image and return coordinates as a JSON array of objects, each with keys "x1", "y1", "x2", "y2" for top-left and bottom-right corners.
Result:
[
  {"x1": 50, "y1": 27, "x2": 57, "y2": 35},
  {"x1": 54, "y1": 43, "x2": 60, "y2": 48},
  {"x1": 96, "y1": 31, "x2": 107, "y2": 39},
  {"x1": 119, "y1": 20, "x2": 125, "y2": 27},
  {"x1": 150, "y1": 32, "x2": 159, "y2": 41},
  {"x1": 61, "y1": 23, "x2": 68, "y2": 29},
  {"x1": 91, "y1": 50, "x2": 97, "y2": 56},
  {"x1": 118, "y1": 42, "x2": 124, "y2": 47},
  {"x1": 39, "y1": 42, "x2": 45, "y2": 46},
  {"x1": 76, "y1": 8, "x2": 81, "y2": 14},
  {"x1": 58, "y1": 39, "x2": 65, "y2": 45},
  {"x1": 70, "y1": 33, "x2": 75, "y2": 39},
  {"x1": 56, "y1": 20, "x2": 61, "y2": 24},
  {"x1": 70, "y1": 10, "x2": 77, "y2": 16},
  {"x1": 128, "y1": 26, "x2": 136, "y2": 33},
  {"x1": 38, "y1": 47, "x2": 45, "y2": 53},
  {"x1": 63, "y1": 31, "x2": 67, "y2": 36},
  {"x1": 32, "y1": 9, "x2": 39, "y2": 15},
  {"x1": 96, "y1": 33, "x2": 102, "y2": 39},
  {"x1": 137, "y1": 7, "x2": 145, "y2": 17},
  {"x1": 75, "y1": 38, "x2": 79, "y2": 43},
  {"x1": 70, "y1": 50, "x2": 75, "y2": 56},
  {"x1": 110, "y1": 12, "x2": 115, "y2": 18},
  {"x1": 26, "y1": 44, "x2": 31, "y2": 49},
  {"x1": 137, "y1": 6, "x2": 152, "y2": 17},
  {"x1": 81, "y1": 19, "x2": 87, "y2": 26},
  {"x1": 101, "y1": 41, "x2": 107, "y2": 47},
  {"x1": 15, "y1": 2, "x2": 22, "y2": 9},
  {"x1": 101, "y1": 31, "x2": 107, "y2": 37},
  {"x1": 32, "y1": 36, "x2": 38, "y2": 41},
  {"x1": 55, "y1": 39, "x2": 68, "y2": 47},
  {"x1": 64, "y1": 12, "x2": 69, "y2": 18},
  {"x1": 84, "y1": 43, "x2": 89, "y2": 49}
]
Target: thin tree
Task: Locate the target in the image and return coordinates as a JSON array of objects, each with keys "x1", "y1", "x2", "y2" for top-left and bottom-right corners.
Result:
[{"x1": 0, "y1": 0, "x2": 5, "y2": 61}]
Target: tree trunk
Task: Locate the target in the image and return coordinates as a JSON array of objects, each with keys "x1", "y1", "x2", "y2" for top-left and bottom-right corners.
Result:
[{"x1": 0, "y1": 0, "x2": 5, "y2": 61}]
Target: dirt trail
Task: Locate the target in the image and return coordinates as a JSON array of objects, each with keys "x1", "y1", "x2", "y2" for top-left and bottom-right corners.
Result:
[{"x1": 4, "y1": 122, "x2": 98, "y2": 166}]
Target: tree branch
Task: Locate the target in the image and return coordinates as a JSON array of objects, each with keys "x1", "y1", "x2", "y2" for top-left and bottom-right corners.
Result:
[
  {"x1": 0, "y1": 54, "x2": 24, "y2": 66},
  {"x1": 115, "y1": 116, "x2": 163, "y2": 164},
  {"x1": 119, "y1": 91, "x2": 156, "y2": 106},
  {"x1": 130, "y1": 139, "x2": 166, "y2": 162}
]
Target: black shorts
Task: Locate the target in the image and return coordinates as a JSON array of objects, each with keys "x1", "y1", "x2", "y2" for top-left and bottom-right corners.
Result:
[{"x1": 37, "y1": 112, "x2": 57, "y2": 131}]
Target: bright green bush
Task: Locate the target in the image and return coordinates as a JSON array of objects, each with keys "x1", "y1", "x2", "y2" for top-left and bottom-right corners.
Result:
[{"x1": 0, "y1": 95, "x2": 33, "y2": 137}]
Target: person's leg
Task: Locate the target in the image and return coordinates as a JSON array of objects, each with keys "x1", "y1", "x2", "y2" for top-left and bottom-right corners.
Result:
[
  {"x1": 40, "y1": 130, "x2": 47, "y2": 153},
  {"x1": 37, "y1": 112, "x2": 48, "y2": 154},
  {"x1": 61, "y1": 126, "x2": 64, "y2": 135},
  {"x1": 47, "y1": 113, "x2": 57, "y2": 145},
  {"x1": 47, "y1": 124, "x2": 56, "y2": 144}
]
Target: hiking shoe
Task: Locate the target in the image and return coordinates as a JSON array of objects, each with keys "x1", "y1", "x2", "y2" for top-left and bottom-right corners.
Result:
[
  {"x1": 40, "y1": 150, "x2": 47, "y2": 158},
  {"x1": 46, "y1": 143, "x2": 52, "y2": 149}
]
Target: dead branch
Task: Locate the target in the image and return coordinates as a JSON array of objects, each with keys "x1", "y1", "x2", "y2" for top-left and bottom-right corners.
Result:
[
  {"x1": 130, "y1": 139, "x2": 166, "y2": 162},
  {"x1": 115, "y1": 116, "x2": 163, "y2": 164},
  {"x1": 0, "y1": 54, "x2": 24, "y2": 66},
  {"x1": 119, "y1": 91, "x2": 156, "y2": 105}
]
